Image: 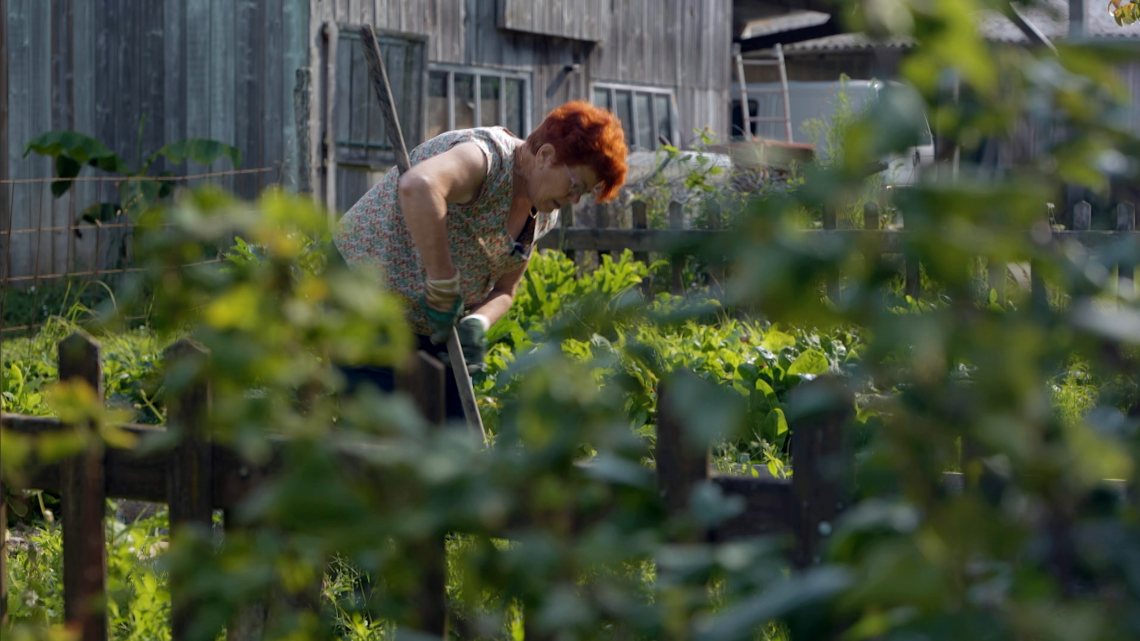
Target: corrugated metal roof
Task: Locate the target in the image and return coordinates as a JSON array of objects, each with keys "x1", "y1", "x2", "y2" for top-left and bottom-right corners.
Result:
[{"x1": 745, "y1": 0, "x2": 1140, "y2": 55}]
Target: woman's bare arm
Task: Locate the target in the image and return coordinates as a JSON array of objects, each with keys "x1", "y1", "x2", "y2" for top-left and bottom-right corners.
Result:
[
  {"x1": 397, "y1": 142, "x2": 489, "y2": 280},
  {"x1": 467, "y1": 260, "x2": 530, "y2": 327}
]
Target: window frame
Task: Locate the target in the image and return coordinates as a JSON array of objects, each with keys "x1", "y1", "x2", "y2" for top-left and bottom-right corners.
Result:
[
  {"x1": 427, "y1": 63, "x2": 533, "y2": 136},
  {"x1": 332, "y1": 27, "x2": 427, "y2": 168},
  {"x1": 591, "y1": 82, "x2": 679, "y2": 151}
]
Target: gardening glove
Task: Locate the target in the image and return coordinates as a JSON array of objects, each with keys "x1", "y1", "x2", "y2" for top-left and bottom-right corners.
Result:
[
  {"x1": 457, "y1": 314, "x2": 489, "y2": 373},
  {"x1": 423, "y1": 272, "x2": 463, "y2": 344}
]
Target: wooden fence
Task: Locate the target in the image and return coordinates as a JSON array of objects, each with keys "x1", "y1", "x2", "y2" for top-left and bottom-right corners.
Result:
[
  {"x1": 538, "y1": 198, "x2": 1139, "y2": 301},
  {"x1": 1, "y1": 330, "x2": 857, "y2": 640}
]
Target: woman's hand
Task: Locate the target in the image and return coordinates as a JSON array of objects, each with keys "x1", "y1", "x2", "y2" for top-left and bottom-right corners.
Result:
[
  {"x1": 423, "y1": 272, "x2": 463, "y2": 344},
  {"x1": 457, "y1": 315, "x2": 489, "y2": 372}
]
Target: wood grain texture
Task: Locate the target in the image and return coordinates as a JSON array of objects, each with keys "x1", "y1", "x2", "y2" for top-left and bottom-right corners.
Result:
[
  {"x1": 654, "y1": 377, "x2": 710, "y2": 527},
  {"x1": 58, "y1": 330, "x2": 108, "y2": 641},
  {"x1": 396, "y1": 350, "x2": 449, "y2": 638},
  {"x1": 164, "y1": 338, "x2": 213, "y2": 641},
  {"x1": 789, "y1": 376, "x2": 854, "y2": 568},
  {"x1": 0, "y1": 475, "x2": 6, "y2": 624},
  {"x1": 1117, "y1": 201, "x2": 1135, "y2": 290}
]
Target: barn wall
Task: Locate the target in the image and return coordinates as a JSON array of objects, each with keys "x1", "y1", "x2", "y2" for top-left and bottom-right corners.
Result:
[
  {"x1": 311, "y1": 0, "x2": 732, "y2": 211},
  {"x1": 2, "y1": 0, "x2": 310, "y2": 284}
]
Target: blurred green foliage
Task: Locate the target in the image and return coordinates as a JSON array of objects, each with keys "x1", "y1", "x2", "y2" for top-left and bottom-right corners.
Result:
[{"x1": 5, "y1": 1, "x2": 1140, "y2": 639}]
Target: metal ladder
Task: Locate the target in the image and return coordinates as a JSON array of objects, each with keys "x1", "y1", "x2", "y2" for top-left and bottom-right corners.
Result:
[{"x1": 733, "y1": 42, "x2": 793, "y2": 142}]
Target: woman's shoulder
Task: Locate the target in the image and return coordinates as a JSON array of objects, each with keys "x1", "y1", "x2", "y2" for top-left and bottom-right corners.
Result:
[{"x1": 415, "y1": 127, "x2": 520, "y2": 162}]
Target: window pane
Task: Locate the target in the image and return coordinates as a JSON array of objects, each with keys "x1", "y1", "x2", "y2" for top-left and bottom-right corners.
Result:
[
  {"x1": 655, "y1": 94, "x2": 672, "y2": 145},
  {"x1": 428, "y1": 71, "x2": 449, "y2": 139},
  {"x1": 593, "y1": 87, "x2": 611, "y2": 111},
  {"x1": 455, "y1": 73, "x2": 475, "y2": 130},
  {"x1": 505, "y1": 78, "x2": 525, "y2": 136},
  {"x1": 615, "y1": 90, "x2": 634, "y2": 146},
  {"x1": 635, "y1": 92, "x2": 653, "y2": 149},
  {"x1": 480, "y1": 76, "x2": 501, "y2": 127}
]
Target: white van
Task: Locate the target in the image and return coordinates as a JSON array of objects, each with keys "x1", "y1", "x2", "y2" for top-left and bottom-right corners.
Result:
[{"x1": 730, "y1": 79, "x2": 934, "y2": 186}]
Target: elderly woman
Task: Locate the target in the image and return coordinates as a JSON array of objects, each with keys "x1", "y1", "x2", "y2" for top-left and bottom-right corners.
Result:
[{"x1": 333, "y1": 100, "x2": 628, "y2": 416}]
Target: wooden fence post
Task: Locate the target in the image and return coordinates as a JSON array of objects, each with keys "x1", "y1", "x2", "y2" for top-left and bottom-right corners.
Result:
[
  {"x1": 59, "y1": 330, "x2": 108, "y2": 641},
  {"x1": 823, "y1": 203, "x2": 841, "y2": 303},
  {"x1": 789, "y1": 377, "x2": 854, "y2": 568},
  {"x1": 560, "y1": 202, "x2": 576, "y2": 265},
  {"x1": 631, "y1": 200, "x2": 649, "y2": 267},
  {"x1": 398, "y1": 351, "x2": 449, "y2": 638},
  {"x1": 165, "y1": 338, "x2": 213, "y2": 641},
  {"x1": 1, "y1": 476, "x2": 6, "y2": 625},
  {"x1": 862, "y1": 202, "x2": 883, "y2": 308},
  {"x1": 1030, "y1": 208, "x2": 1051, "y2": 315},
  {"x1": 706, "y1": 199, "x2": 726, "y2": 298},
  {"x1": 669, "y1": 202, "x2": 685, "y2": 294},
  {"x1": 655, "y1": 377, "x2": 711, "y2": 533},
  {"x1": 0, "y1": 476, "x2": 5, "y2": 627},
  {"x1": 1118, "y1": 201, "x2": 1135, "y2": 295},
  {"x1": 597, "y1": 201, "x2": 613, "y2": 263}
]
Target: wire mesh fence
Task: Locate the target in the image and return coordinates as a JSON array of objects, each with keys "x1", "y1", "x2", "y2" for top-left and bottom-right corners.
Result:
[{"x1": 1, "y1": 167, "x2": 282, "y2": 336}]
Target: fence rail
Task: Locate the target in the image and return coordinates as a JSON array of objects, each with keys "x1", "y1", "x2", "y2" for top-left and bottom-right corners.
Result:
[
  {"x1": 539, "y1": 198, "x2": 1139, "y2": 300},
  {"x1": 1, "y1": 330, "x2": 859, "y2": 639}
]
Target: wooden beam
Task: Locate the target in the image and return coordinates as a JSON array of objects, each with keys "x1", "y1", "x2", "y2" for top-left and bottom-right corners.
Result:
[
  {"x1": 398, "y1": 350, "x2": 449, "y2": 639},
  {"x1": 789, "y1": 376, "x2": 853, "y2": 567},
  {"x1": 0, "y1": 0, "x2": 8, "y2": 246},
  {"x1": 655, "y1": 376, "x2": 711, "y2": 535},
  {"x1": 165, "y1": 338, "x2": 213, "y2": 641},
  {"x1": 59, "y1": 331, "x2": 108, "y2": 641}
]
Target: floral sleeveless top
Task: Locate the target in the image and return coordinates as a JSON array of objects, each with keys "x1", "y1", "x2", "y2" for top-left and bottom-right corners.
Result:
[{"x1": 333, "y1": 127, "x2": 559, "y2": 335}]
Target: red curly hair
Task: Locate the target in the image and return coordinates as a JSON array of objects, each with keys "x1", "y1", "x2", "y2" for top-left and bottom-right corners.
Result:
[{"x1": 525, "y1": 101, "x2": 628, "y2": 202}]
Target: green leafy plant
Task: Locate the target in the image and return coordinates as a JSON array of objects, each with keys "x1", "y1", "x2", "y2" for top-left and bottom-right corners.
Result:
[{"x1": 23, "y1": 120, "x2": 241, "y2": 225}]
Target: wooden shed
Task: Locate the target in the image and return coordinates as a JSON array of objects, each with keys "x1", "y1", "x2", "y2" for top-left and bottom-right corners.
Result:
[{"x1": 1, "y1": 0, "x2": 734, "y2": 286}]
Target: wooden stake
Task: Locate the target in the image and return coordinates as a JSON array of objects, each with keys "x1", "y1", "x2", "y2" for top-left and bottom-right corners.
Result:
[{"x1": 59, "y1": 330, "x2": 108, "y2": 641}]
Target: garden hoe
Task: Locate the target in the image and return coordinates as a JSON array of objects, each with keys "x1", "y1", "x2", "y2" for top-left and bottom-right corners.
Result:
[{"x1": 358, "y1": 25, "x2": 488, "y2": 445}]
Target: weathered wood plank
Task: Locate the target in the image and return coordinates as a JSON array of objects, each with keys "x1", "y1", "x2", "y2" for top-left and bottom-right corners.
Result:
[
  {"x1": 655, "y1": 376, "x2": 710, "y2": 531},
  {"x1": 1117, "y1": 201, "x2": 1135, "y2": 292},
  {"x1": 210, "y1": 0, "x2": 237, "y2": 190},
  {"x1": 138, "y1": 0, "x2": 165, "y2": 168},
  {"x1": 50, "y1": 0, "x2": 73, "y2": 278},
  {"x1": 70, "y1": 0, "x2": 97, "y2": 275},
  {"x1": 282, "y1": 0, "x2": 309, "y2": 191},
  {"x1": 0, "y1": 474, "x2": 6, "y2": 625},
  {"x1": 499, "y1": 0, "x2": 605, "y2": 42},
  {"x1": 263, "y1": 0, "x2": 285, "y2": 187},
  {"x1": 710, "y1": 475, "x2": 794, "y2": 540},
  {"x1": 184, "y1": 0, "x2": 210, "y2": 143},
  {"x1": 789, "y1": 376, "x2": 854, "y2": 567},
  {"x1": 669, "y1": 201, "x2": 684, "y2": 293},
  {"x1": 324, "y1": 21, "x2": 340, "y2": 212},
  {"x1": 59, "y1": 331, "x2": 108, "y2": 641},
  {"x1": 164, "y1": 338, "x2": 213, "y2": 641},
  {"x1": 0, "y1": 0, "x2": 7, "y2": 248},
  {"x1": 398, "y1": 351, "x2": 449, "y2": 638},
  {"x1": 348, "y1": 33, "x2": 370, "y2": 156},
  {"x1": 234, "y1": 0, "x2": 259, "y2": 192},
  {"x1": 162, "y1": 0, "x2": 186, "y2": 166}
]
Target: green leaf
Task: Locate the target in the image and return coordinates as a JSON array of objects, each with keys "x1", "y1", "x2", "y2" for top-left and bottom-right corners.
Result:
[
  {"x1": 120, "y1": 179, "x2": 162, "y2": 217},
  {"x1": 52, "y1": 155, "x2": 83, "y2": 197},
  {"x1": 761, "y1": 330, "x2": 796, "y2": 352},
  {"x1": 147, "y1": 138, "x2": 242, "y2": 170},
  {"x1": 23, "y1": 130, "x2": 129, "y2": 174},
  {"x1": 80, "y1": 202, "x2": 122, "y2": 225},
  {"x1": 787, "y1": 349, "x2": 830, "y2": 377}
]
